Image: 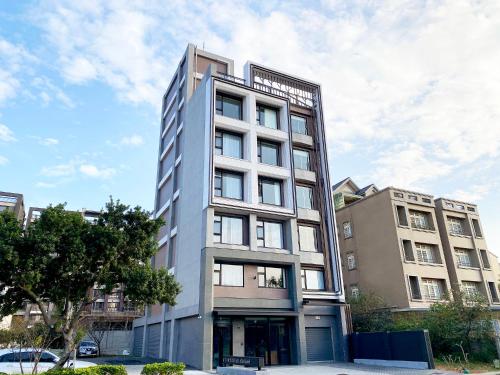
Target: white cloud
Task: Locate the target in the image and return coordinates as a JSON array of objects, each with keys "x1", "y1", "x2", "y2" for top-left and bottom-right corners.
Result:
[
  {"x1": 120, "y1": 134, "x2": 144, "y2": 146},
  {"x1": 0, "y1": 156, "x2": 8, "y2": 165},
  {"x1": 35, "y1": 182, "x2": 56, "y2": 188},
  {"x1": 41, "y1": 163, "x2": 75, "y2": 177},
  {"x1": 0, "y1": 124, "x2": 16, "y2": 142},
  {"x1": 79, "y1": 164, "x2": 116, "y2": 179},
  {"x1": 39, "y1": 137, "x2": 59, "y2": 146}
]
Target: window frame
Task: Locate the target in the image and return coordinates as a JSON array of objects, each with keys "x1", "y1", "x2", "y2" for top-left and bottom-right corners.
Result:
[
  {"x1": 296, "y1": 184, "x2": 314, "y2": 210},
  {"x1": 215, "y1": 130, "x2": 243, "y2": 159},
  {"x1": 448, "y1": 216, "x2": 465, "y2": 235},
  {"x1": 298, "y1": 224, "x2": 320, "y2": 253},
  {"x1": 455, "y1": 248, "x2": 473, "y2": 268},
  {"x1": 415, "y1": 243, "x2": 438, "y2": 264},
  {"x1": 301, "y1": 269, "x2": 326, "y2": 291},
  {"x1": 290, "y1": 114, "x2": 308, "y2": 135},
  {"x1": 213, "y1": 214, "x2": 245, "y2": 245},
  {"x1": 292, "y1": 148, "x2": 311, "y2": 171},
  {"x1": 258, "y1": 177, "x2": 283, "y2": 206},
  {"x1": 346, "y1": 253, "x2": 356, "y2": 270},
  {"x1": 257, "y1": 139, "x2": 281, "y2": 166},
  {"x1": 214, "y1": 169, "x2": 244, "y2": 200},
  {"x1": 421, "y1": 278, "x2": 443, "y2": 301},
  {"x1": 216, "y1": 92, "x2": 243, "y2": 120},
  {"x1": 343, "y1": 221, "x2": 352, "y2": 239},
  {"x1": 257, "y1": 266, "x2": 287, "y2": 289},
  {"x1": 213, "y1": 263, "x2": 244, "y2": 287},
  {"x1": 409, "y1": 210, "x2": 431, "y2": 230},
  {"x1": 256, "y1": 219, "x2": 284, "y2": 249},
  {"x1": 256, "y1": 103, "x2": 280, "y2": 129}
]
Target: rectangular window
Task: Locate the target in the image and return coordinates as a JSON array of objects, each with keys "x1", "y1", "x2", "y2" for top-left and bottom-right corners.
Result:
[
  {"x1": 415, "y1": 243, "x2": 438, "y2": 264},
  {"x1": 214, "y1": 215, "x2": 244, "y2": 245},
  {"x1": 296, "y1": 185, "x2": 314, "y2": 209},
  {"x1": 298, "y1": 225, "x2": 319, "y2": 252},
  {"x1": 480, "y1": 249, "x2": 491, "y2": 269},
  {"x1": 258, "y1": 177, "x2": 282, "y2": 206},
  {"x1": 257, "y1": 139, "x2": 280, "y2": 166},
  {"x1": 291, "y1": 115, "x2": 307, "y2": 135},
  {"x1": 394, "y1": 192, "x2": 404, "y2": 198},
  {"x1": 467, "y1": 206, "x2": 475, "y2": 212},
  {"x1": 347, "y1": 254, "x2": 356, "y2": 270},
  {"x1": 409, "y1": 210, "x2": 431, "y2": 230},
  {"x1": 343, "y1": 221, "x2": 352, "y2": 239},
  {"x1": 256, "y1": 104, "x2": 279, "y2": 129},
  {"x1": 351, "y1": 285, "x2": 360, "y2": 298},
  {"x1": 456, "y1": 204, "x2": 465, "y2": 210},
  {"x1": 462, "y1": 281, "x2": 479, "y2": 298},
  {"x1": 409, "y1": 276, "x2": 422, "y2": 300},
  {"x1": 422, "y1": 198, "x2": 432, "y2": 204},
  {"x1": 293, "y1": 149, "x2": 310, "y2": 170},
  {"x1": 448, "y1": 217, "x2": 465, "y2": 235},
  {"x1": 455, "y1": 248, "x2": 473, "y2": 268},
  {"x1": 256, "y1": 220, "x2": 283, "y2": 248},
  {"x1": 216, "y1": 93, "x2": 242, "y2": 120},
  {"x1": 396, "y1": 205, "x2": 408, "y2": 226},
  {"x1": 301, "y1": 269, "x2": 325, "y2": 291},
  {"x1": 215, "y1": 130, "x2": 243, "y2": 158},
  {"x1": 489, "y1": 282, "x2": 499, "y2": 303},
  {"x1": 402, "y1": 240, "x2": 415, "y2": 261},
  {"x1": 445, "y1": 201, "x2": 454, "y2": 208},
  {"x1": 472, "y1": 219, "x2": 482, "y2": 237},
  {"x1": 257, "y1": 266, "x2": 286, "y2": 288},
  {"x1": 421, "y1": 279, "x2": 443, "y2": 300},
  {"x1": 214, "y1": 169, "x2": 243, "y2": 200},
  {"x1": 408, "y1": 195, "x2": 418, "y2": 201},
  {"x1": 214, "y1": 263, "x2": 244, "y2": 286}
]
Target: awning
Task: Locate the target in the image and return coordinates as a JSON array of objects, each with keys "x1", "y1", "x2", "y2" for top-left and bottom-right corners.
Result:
[{"x1": 213, "y1": 309, "x2": 299, "y2": 317}]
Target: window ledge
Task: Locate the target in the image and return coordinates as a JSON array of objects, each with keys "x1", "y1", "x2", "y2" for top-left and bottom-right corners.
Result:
[
  {"x1": 417, "y1": 262, "x2": 444, "y2": 267},
  {"x1": 404, "y1": 260, "x2": 417, "y2": 264},
  {"x1": 256, "y1": 247, "x2": 290, "y2": 254},
  {"x1": 457, "y1": 265, "x2": 481, "y2": 270},
  {"x1": 411, "y1": 227, "x2": 436, "y2": 233},
  {"x1": 449, "y1": 233, "x2": 472, "y2": 238}
]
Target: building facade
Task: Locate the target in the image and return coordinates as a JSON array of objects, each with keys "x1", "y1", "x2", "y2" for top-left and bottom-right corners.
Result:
[
  {"x1": 132, "y1": 44, "x2": 348, "y2": 370},
  {"x1": 333, "y1": 178, "x2": 500, "y2": 310},
  {"x1": 0, "y1": 191, "x2": 25, "y2": 222}
]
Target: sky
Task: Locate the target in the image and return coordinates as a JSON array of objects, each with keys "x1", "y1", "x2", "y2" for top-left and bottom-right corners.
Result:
[{"x1": 0, "y1": 0, "x2": 499, "y2": 252}]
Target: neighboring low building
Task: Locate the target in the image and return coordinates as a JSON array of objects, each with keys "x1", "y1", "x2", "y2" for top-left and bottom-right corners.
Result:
[
  {"x1": 0, "y1": 191, "x2": 25, "y2": 222},
  {"x1": 333, "y1": 178, "x2": 500, "y2": 310}
]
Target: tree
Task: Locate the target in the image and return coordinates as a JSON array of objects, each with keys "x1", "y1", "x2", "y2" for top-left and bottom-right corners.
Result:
[
  {"x1": 0, "y1": 199, "x2": 181, "y2": 369},
  {"x1": 348, "y1": 292, "x2": 393, "y2": 332}
]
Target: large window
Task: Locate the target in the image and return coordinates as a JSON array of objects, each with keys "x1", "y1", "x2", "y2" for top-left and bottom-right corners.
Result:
[
  {"x1": 301, "y1": 269, "x2": 325, "y2": 291},
  {"x1": 214, "y1": 169, "x2": 243, "y2": 200},
  {"x1": 347, "y1": 254, "x2": 356, "y2": 270},
  {"x1": 415, "y1": 243, "x2": 438, "y2": 264},
  {"x1": 258, "y1": 139, "x2": 280, "y2": 166},
  {"x1": 343, "y1": 222, "x2": 352, "y2": 238},
  {"x1": 402, "y1": 240, "x2": 415, "y2": 261},
  {"x1": 421, "y1": 278, "x2": 443, "y2": 300},
  {"x1": 215, "y1": 130, "x2": 243, "y2": 158},
  {"x1": 214, "y1": 215, "x2": 244, "y2": 245},
  {"x1": 448, "y1": 217, "x2": 465, "y2": 235},
  {"x1": 258, "y1": 177, "x2": 282, "y2": 206},
  {"x1": 257, "y1": 266, "x2": 286, "y2": 288},
  {"x1": 216, "y1": 93, "x2": 242, "y2": 120},
  {"x1": 256, "y1": 104, "x2": 279, "y2": 129},
  {"x1": 409, "y1": 210, "x2": 431, "y2": 230},
  {"x1": 293, "y1": 149, "x2": 310, "y2": 170},
  {"x1": 214, "y1": 263, "x2": 244, "y2": 286},
  {"x1": 462, "y1": 281, "x2": 479, "y2": 298},
  {"x1": 455, "y1": 248, "x2": 473, "y2": 267},
  {"x1": 408, "y1": 276, "x2": 421, "y2": 300},
  {"x1": 480, "y1": 249, "x2": 491, "y2": 269},
  {"x1": 291, "y1": 115, "x2": 307, "y2": 135},
  {"x1": 256, "y1": 220, "x2": 283, "y2": 248},
  {"x1": 472, "y1": 219, "x2": 482, "y2": 237},
  {"x1": 298, "y1": 225, "x2": 318, "y2": 252},
  {"x1": 296, "y1": 185, "x2": 314, "y2": 209}
]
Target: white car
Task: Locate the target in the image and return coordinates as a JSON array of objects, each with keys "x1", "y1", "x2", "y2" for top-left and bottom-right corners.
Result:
[{"x1": 0, "y1": 348, "x2": 96, "y2": 374}]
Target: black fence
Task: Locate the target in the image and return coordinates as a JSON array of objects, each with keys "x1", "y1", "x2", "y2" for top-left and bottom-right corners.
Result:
[{"x1": 350, "y1": 330, "x2": 434, "y2": 369}]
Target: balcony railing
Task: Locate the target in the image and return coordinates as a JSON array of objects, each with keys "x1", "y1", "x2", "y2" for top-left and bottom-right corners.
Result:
[{"x1": 216, "y1": 72, "x2": 246, "y2": 85}]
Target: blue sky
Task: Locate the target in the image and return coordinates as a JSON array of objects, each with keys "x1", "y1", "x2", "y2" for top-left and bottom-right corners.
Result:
[{"x1": 1, "y1": 1, "x2": 499, "y2": 253}]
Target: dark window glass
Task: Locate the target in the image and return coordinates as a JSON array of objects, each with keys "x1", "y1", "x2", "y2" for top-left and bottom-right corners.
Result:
[
  {"x1": 216, "y1": 93, "x2": 242, "y2": 120},
  {"x1": 256, "y1": 104, "x2": 279, "y2": 129},
  {"x1": 296, "y1": 185, "x2": 313, "y2": 209},
  {"x1": 258, "y1": 178, "x2": 282, "y2": 206},
  {"x1": 291, "y1": 115, "x2": 307, "y2": 135},
  {"x1": 258, "y1": 140, "x2": 280, "y2": 166},
  {"x1": 257, "y1": 266, "x2": 286, "y2": 288},
  {"x1": 215, "y1": 131, "x2": 243, "y2": 158},
  {"x1": 256, "y1": 220, "x2": 283, "y2": 248},
  {"x1": 214, "y1": 170, "x2": 243, "y2": 200}
]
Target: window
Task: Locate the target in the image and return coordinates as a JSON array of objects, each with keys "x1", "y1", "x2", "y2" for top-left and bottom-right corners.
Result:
[
  {"x1": 462, "y1": 281, "x2": 479, "y2": 298},
  {"x1": 394, "y1": 192, "x2": 404, "y2": 198},
  {"x1": 258, "y1": 177, "x2": 282, "y2": 206},
  {"x1": 257, "y1": 139, "x2": 280, "y2": 166},
  {"x1": 467, "y1": 206, "x2": 475, "y2": 212},
  {"x1": 351, "y1": 285, "x2": 360, "y2": 299},
  {"x1": 402, "y1": 240, "x2": 415, "y2": 261},
  {"x1": 215, "y1": 130, "x2": 243, "y2": 158},
  {"x1": 256, "y1": 104, "x2": 279, "y2": 129},
  {"x1": 296, "y1": 185, "x2": 314, "y2": 209},
  {"x1": 214, "y1": 169, "x2": 243, "y2": 200},
  {"x1": 347, "y1": 254, "x2": 356, "y2": 270},
  {"x1": 471, "y1": 219, "x2": 482, "y2": 237},
  {"x1": 456, "y1": 204, "x2": 465, "y2": 210},
  {"x1": 214, "y1": 215, "x2": 244, "y2": 245},
  {"x1": 455, "y1": 248, "x2": 473, "y2": 268},
  {"x1": 396, "y1": 205, "x2": 408, "y2": 226},
  {"x1": 291, "y1": 115, "x2": 307, "y2": 135},
  {"x1": 408, "y1": 195, "x2": 418, "y2": 201},
  {"x1": 343, "y1": 222, "x2": 352, "y2": 239},
  {"x1": 488, "y1": 282, "x2": 499, "y2": 303},
  {"x1": 293, "y1": 149, "x2": 310, "y2": 170},
  {"x1": 415, "y1": 243, "x2": 438, "y2": 264},
  {"x1": 421, "y1": 279, "x2": 443, "y2": 300},
  {"x1": 214, "y1": 263, "x2": 244, "y2": 286},
  {"x1": 448, "y1": 217, "x2": 465, "y2": 235},
  {"x1": 256, "y1": 220, "x2": 283, "y2": 248},
  {"x1": 408, "y1": 276, "x2": 422, "y2": 300},
  {"x1": 301, "y1": 269, "x2": 325, "y2": 291},
  {"x1": 257, "y1": 266, "x2": 286, "y2": 288},
  {"x1": 216, "y1": 93, "x2": 242, "y2": 120},
  {"x1": 422, "y1": 198, "x2": 432, "y2": 204},
  {"x1": 445, "y1": 201, "x2": 454, "y2": 208},
  {"x1": 480, "y1": 249, "x2": 491, "y2": 269},
  {"x1": 298, "y1": 225, "x2": 319, "y2": 252},
  {"x1": 409, "y1": 210, "x2": 431, "y2": 230}
]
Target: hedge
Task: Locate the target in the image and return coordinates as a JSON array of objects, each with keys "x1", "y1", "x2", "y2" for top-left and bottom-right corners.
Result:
[
  {"x1": 46, "y1": 364, "x2": 127, "y2": 375},
  {"x1": 141, "y1": 362, "x2": 185, "y2": 375}
]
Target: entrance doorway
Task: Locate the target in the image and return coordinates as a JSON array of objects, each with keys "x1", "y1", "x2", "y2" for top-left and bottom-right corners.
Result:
[
  {"x1": 244, "y1": 317, "x2": 291, "y2": 365},
  {"x1": 213, "y1": 318, "x2": 232, "y2": 368}
]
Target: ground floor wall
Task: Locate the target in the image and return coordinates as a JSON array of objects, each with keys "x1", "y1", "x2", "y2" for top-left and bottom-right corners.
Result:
[{"x1": 83, "y1": 330, "x2": 132, "y2": 356}]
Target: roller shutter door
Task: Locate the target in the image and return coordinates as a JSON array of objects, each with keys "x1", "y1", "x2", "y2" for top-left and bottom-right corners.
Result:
[
  {"x1": 306, "y1": 327, "x2": 334, "y2": 361},
  {"x1": 146, "y1": 323, "x2": 162, "y2": 358},
  {"x1": 133, "y1": 326, "x2": 144, "y2": 357}
]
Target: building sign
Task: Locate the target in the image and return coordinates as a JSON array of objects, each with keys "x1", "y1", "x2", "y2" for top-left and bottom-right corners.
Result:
[{"x1": 222, "y1": 356, "x2": 265, "y2": 370}]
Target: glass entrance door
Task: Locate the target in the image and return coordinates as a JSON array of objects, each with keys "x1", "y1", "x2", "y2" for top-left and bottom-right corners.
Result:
[
  {"x1": 213, "y1": 319, "x2": 232, "y2": 368},
  {"x1": 244, "y1": 317, "x2": 291, "y2": 365}
]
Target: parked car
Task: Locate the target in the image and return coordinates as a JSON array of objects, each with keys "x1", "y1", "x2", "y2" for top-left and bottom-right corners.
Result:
[
  {"x1": 77, "y1": 341, "x2": 98, "y2": 357},
  {"x1": 0, "y1": 348, "x2": 95, "y2": 374}
]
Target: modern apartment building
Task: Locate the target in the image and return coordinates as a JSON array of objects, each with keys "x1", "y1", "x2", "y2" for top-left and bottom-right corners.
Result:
[
  {"x1": 132, "y1": 44, "x2": 348, "y2": 370},
  {"x1": 333, "y1": 178, "x2": 500, "y2": 310},
  {"x1": 0, "y1": 191, "x2": 25, "y2": 222}
]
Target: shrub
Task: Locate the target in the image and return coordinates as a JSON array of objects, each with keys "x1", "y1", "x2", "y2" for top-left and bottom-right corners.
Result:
[
  {"x1": 141, "y1": 362, "x2": 185, "y2": 375},
  {"x1": 47, "y1": 364, "x2": 127, "y2": 375}
]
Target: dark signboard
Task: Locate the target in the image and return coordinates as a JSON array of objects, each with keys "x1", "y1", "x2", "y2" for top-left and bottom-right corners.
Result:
[{"x1": 222, "y1": 356, "x2": 265, "y2": 370}]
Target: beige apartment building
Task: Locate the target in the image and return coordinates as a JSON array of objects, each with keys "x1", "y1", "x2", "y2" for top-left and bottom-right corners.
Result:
[{"x1": 333, "y1": 178, "x2": 500, "y2": 310}]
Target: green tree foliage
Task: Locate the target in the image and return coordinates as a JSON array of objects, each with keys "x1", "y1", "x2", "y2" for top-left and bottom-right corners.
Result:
[
  {"x1": 348, "y1": 292, "x2": 393, "y2": 332},
  {"x1": 0, "y1": 199, "x2": 181, "y2": 369}
]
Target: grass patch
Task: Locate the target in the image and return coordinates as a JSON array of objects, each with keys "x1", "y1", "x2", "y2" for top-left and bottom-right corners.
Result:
[{"x1": 434, "y1": 358, "x2": 499, "y2": 373}]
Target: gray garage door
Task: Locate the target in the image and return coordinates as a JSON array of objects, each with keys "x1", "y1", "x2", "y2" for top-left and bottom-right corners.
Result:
[
  {"x1": 306, "y1": 327, "x2": 334, "y2": 362},
  {"x1": 146, "y1": 323, "x2": 162, "y2": 358},
  {"x1": 133, "y1": 326, "x2": 144, "y2": 357}
]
